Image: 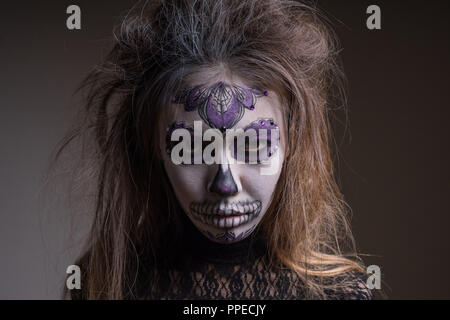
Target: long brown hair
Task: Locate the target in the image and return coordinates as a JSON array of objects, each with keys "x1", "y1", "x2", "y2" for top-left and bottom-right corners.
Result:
[{"x1": 59, "y1": 0, "x2": 365, "y2": 299}]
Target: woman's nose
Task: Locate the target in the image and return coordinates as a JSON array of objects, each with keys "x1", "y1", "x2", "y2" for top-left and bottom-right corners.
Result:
[{"x1": 208, "y1": 163, "x2": 239, "y2": 197}]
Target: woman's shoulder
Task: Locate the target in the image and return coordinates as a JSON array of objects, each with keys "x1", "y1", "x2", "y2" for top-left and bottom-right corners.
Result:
[{"x1": 322, "y1": 269, "x2": 374, "y2": 300}]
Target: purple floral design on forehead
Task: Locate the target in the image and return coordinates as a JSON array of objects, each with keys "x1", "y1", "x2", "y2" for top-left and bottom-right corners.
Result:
[{"x1": 172, "y1": 82, "x2": 268, "y2": 132}]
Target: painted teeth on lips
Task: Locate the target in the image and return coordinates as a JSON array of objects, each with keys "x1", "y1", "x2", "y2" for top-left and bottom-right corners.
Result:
[
  {"x1": 189, "y1": 201, "x2": 262, "y2": 228},
  {"x1": 190, "y1": 201, "x2": 261, "y2": 216}
]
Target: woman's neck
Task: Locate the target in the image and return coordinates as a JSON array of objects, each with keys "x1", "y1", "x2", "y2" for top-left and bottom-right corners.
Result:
[{"x1": 179, "y1": 213, "x2": 267, "y2": 266}]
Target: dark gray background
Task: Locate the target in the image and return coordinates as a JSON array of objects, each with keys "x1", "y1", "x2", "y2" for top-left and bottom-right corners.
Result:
[{"x1": 0, "y1": 0, "x2": 449, "y2": 299}]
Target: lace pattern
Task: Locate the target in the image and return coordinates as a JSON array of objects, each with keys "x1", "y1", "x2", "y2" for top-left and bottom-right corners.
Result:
[{"x1": 139, "y1": 255, "x2": 373, "y2": 300}]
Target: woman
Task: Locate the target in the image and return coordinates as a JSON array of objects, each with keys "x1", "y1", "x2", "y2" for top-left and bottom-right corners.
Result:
[{"x1": 61, "y1": 0, "x2": 373, "y2": 299}]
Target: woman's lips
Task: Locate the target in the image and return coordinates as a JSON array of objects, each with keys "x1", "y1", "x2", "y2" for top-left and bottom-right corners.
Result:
[{"x1": 189, "y1": 200, "x2": 262, "y2": 229}]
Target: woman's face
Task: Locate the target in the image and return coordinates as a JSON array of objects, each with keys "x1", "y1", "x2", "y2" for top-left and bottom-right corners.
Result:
[{"x1": 159, "y1": 76, "x2": 286, "y2": 243}]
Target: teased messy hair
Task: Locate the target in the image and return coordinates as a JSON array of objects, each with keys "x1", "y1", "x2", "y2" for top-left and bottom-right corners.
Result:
[{"x1": 58, "y1": 0, "x2": 366, "y2": 299}]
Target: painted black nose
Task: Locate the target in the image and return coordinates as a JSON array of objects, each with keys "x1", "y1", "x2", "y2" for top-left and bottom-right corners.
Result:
[{"x1": 209, "y1": 164, "x2": 238, "y2": 196}]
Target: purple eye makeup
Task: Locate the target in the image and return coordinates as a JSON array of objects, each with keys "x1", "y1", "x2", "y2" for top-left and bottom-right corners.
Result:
[
  {"x1": 165, "y1": 118, "x2": 280, "y2": 165},
  {"x1": 231, "y1": 118, "x2": 280, "y2": 164}
]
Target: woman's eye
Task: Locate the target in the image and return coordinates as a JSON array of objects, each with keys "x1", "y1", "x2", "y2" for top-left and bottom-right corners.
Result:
[
  {"x1": 245, "y1": 139, "x2": 263, "y2": 152},
  {"x1": 183, "y1": 139, "x2": 203, "y2": 155},
  {"x1": 167, "y1": 123, "x2": 279, "y2": 165},
  {"x1": 232, "y1": 136, "x2": 273, "y2": 164},
  {"x1": 181, "y1": 136, "x2": 216, "y2": 165}
]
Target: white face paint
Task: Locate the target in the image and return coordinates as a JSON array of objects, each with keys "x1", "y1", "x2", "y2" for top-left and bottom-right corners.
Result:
[{"x1": 159, "y1": 77, "x2": 286, "y2": 244}]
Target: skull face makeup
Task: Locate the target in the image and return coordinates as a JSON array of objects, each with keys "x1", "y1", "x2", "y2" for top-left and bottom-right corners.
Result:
[{"x1": 160, "y1": 78, "x2": 285, "y2": 244}]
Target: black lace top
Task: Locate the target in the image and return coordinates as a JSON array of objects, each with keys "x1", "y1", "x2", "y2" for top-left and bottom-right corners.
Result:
[
  {"x1": 133, "y1": 218, "x2": 374, "y2": 300},
  {"x1": 70, "y1": 215, "x2": 373, "y2": 300}
]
